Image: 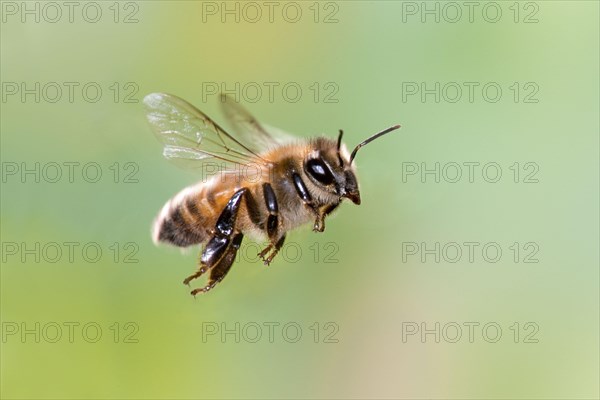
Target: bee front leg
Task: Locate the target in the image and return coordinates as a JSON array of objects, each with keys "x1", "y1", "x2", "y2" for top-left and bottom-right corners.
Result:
[
  {"x1": 291, "y1": 172, "x2": 325, "y2": 232},
  {"x1": 312, "y1": 210, "x2": 326, "y2": 233},
  {"x1": 183, "y1": 188, "x2": 246, "y2": 293},
  {"x1": 313, "y1": 203, "x2": 340, "y2": 233}
]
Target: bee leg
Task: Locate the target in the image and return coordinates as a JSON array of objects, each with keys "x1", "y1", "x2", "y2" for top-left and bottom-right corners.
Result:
[
  {"x1": 183, "y1": 188, "x2": 246, "y2": 286},
  {"x1": 313, "y1": 212, "x2": 326, "y2": 233},
  {"x1": 191, "y1": 233, "x2": 243, "y2": 296},
  {"x1": 313, "y1": 203, "x2": 340, "y2": 233},
  {"x1": 257, "y1": 183, "x2": 285, "y2": 266},
  {"x1": 257, "y1": 244, "x2": 272, "y2": 263},
  {"x1": 258, "y1": 234, "x2": 286, "y2": 266},
  {"x1": 291, "y1": 172, "x2": 324, "y2": 231}
]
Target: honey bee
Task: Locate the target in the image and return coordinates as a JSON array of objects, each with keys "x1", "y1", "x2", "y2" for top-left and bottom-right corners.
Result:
[{"x1": 144, "y1": 93, "x2": 400, "y2": 295}]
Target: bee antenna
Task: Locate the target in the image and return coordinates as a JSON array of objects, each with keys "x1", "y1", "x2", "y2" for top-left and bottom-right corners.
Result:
[
  {"x1": 337, "y1": 129, "x2": 344, "y2": 152},
  {"x1": 336, "y1": 129, "x2": 345, "y2": 165},
  {"x1": 349, "y1": 124, "x2": 401, "y2": 164}
]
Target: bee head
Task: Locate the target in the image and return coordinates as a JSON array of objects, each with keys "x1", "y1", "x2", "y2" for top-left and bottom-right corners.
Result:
[
  {"x1": 303, "y1": 125, "x2": 401, "y2": 206},
  {"x1": 303, "y1": 133, "x2": 360, "y2": 205}
]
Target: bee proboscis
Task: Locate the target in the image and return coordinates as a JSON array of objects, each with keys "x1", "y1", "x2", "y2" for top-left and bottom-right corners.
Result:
[{"x1": 144, "y1": 93, "x2": 400, "y2": 295}]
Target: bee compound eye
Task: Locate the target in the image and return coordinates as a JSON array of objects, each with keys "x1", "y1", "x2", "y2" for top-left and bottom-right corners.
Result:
[{"x1": 305, "y1": 158, "x2": 335, "y2": 185}]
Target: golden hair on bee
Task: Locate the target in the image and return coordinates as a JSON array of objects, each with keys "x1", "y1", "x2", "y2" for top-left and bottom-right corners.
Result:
[{"x1": 144, "y1": 92, "x2": 400, "y2": 296}]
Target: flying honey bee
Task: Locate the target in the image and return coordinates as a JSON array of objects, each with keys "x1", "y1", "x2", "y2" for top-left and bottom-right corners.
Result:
[{"x1": 144, "y1": 93, "x2": 400, "y2": 295}]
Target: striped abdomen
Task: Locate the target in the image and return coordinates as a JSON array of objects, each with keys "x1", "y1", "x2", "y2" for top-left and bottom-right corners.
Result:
[
  {"x1": 152, "y1": 176, "x2": 276, "y2": 248},
  {"x1": 153, "y1": 183, "x2": 208, "y2": 247}
]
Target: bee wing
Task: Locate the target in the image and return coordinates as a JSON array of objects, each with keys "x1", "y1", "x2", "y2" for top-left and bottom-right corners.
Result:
[
  {"x1": 144, "y1": 93, "x2": 269, "y2": 174},
  {"x1": 219, "y1": 93, "x2": 296, "y2": 152}
]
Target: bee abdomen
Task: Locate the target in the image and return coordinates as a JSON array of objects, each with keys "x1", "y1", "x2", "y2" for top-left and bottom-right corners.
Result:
[{"x1": 153, "y1": 190, "x2": 209, "y2": 247}]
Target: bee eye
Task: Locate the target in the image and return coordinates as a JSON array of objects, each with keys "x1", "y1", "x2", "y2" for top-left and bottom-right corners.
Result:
[{"x1": 305, "y1": 158, "x2": 335, "y2": 185}]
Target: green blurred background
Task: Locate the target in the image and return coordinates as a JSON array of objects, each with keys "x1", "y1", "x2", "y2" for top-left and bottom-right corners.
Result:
[{"x1": 1, "y1": 1, "x2": 598, "y2": 399}]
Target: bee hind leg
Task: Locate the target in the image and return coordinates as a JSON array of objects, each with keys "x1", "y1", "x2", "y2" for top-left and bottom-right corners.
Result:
[
  {"x1": 191, "y1": 233, "x2": 243, "y2": 296},
  {"x1": 182, "y1": 188, "x2": 247, "y2": 292}
]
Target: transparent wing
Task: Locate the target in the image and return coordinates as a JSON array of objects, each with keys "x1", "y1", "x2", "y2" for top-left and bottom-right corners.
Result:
[
  {"x1": 219, "y1": 93, "x2": 296, "y2": 152},
  {"x1": 144, "y1": 93, "x2": 270, "y2": 173}
]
